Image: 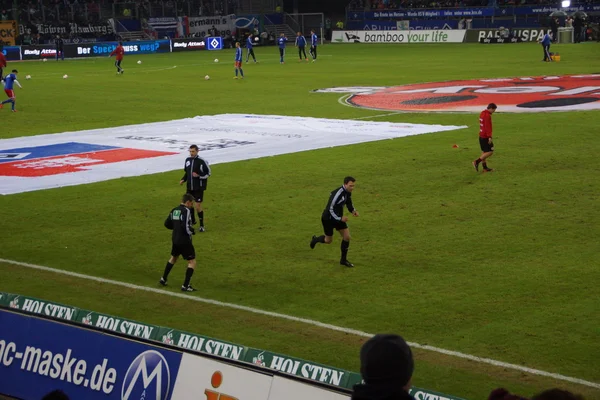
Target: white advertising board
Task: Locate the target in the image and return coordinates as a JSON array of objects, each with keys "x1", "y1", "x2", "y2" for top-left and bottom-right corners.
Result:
[{"x1": 332, "y1": 30, "x2": 466, "y2": 43}]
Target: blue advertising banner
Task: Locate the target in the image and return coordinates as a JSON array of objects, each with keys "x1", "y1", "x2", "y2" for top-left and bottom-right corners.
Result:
[
  {"x1": 349, "y1": 9, "x2": 494, "y2": 19},
  {"x1": 20, "y1": 40, "x2": 171, "y2": 60},
  {"x1": 348, "y1": 4, "x2": 600, "y2": 19},
  {"x1": 347, "y1": 20, "x2": 458, "y2": 30},
  {"x1": 66, "y1": 40, "x2": 171, "y2": 59},
  {"x1": 512, "y1": 4, "x2": 600, "y2": 14},
  {"x1": 236, "y1": 14, "x2": 261, "y2": 29},
  {"x1": 1, "y1": 45, "x2": 21, "y2": 61},
  {"x1": 0, "y1": 308, "x2": 182, "y2": 400}
]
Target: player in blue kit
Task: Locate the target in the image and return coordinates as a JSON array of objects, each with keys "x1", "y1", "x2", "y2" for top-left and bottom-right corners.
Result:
[
  {"x1": 1, "y1": 69, "x2": 22, "y2": 112},
  {"x1": 295, "y1": 32, "x2": 308, "y2": 61},
  {"x1": 278, "y1": 33, "x2": 288, "y2": 64},
  {"x1": 234, "y1": 42, "x2": 244, "y2": 79},
  {"x1": 246, "y1": 33, "x2": 257, "y2": 63},
  {"x1": 309, "y1": 29, "x2": 318, "y2": 62}
]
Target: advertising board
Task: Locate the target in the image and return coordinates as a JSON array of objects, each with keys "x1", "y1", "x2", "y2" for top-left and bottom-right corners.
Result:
[
  {"x1": 0, "y1": 308, "x2": 182, "y2": 400},
  {"x1": 332, "y1": 30, "x2": 466, "y2": 43}
]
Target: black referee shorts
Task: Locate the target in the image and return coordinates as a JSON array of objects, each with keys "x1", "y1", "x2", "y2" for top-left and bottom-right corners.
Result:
[
  {"x1": 322, "y1": 218, "x2": 348, "y2": 237},
  {"x1": 187, "y1": 189, "x2": 205, "y2": 203},
  {"x1": 171, "y1": 242, "x2": 196, "y2": 260}
]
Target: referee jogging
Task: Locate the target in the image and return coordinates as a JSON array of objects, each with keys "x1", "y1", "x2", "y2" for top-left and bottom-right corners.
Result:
[
  {"x1": 310, "y1": 177, "x2": 360, "y2": 267},
  {"x1": 180, "y1": 144, "x2": 211, "y2": 232},
  {"x1": 160, "y1": 193, "x2": 198, "y2": 292}
]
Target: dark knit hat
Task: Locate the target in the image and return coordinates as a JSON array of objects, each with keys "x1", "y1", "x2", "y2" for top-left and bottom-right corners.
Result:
[{"x1": 360, "y1": 334, "x2": 414, "y2": 387}]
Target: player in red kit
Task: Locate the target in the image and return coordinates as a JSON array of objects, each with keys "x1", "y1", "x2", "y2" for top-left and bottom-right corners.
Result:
[
  {"x1": 0, "y1": 50, "x2": 7, "y2": 83},
  {"x1": 473, "y1": 103, "x2": 497, "y2": 172},
  {"x1": 109, "y1": 42, "x2": 125, "y2": 75}
]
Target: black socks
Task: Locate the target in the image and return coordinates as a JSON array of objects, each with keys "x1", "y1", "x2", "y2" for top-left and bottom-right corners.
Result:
[
  {"x1": 162, "y1": 262, "x2": 174, "y2": 281},
  {"x1": 183, "y1": 267, "x2": 194, "y2": 287},
  {"x1": 341, "y1": 240, "x2": 350, "y2": 261}
]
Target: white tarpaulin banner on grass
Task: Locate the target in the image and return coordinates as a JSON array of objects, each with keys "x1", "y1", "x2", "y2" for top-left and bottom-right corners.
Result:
[{"x1": 0, "y1": 114, "x2": 466, "y2": 195}]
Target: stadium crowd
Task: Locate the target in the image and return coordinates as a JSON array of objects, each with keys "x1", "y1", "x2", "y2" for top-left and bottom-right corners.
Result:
[{"x1": 0, "y1": 0, "x2": 237, "y2": 24}]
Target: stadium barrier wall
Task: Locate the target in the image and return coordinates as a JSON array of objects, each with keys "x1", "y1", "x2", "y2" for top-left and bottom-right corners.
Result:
[
  {"x1": 0, "y1": 292, "x2": 465, "y2": 400},
  {"x1": 331, "y1": 30, "x2": 467, "y2": 43},
  {"x1": 1, "y1": 38, "x2": 215, "y2": 61},
  {"x1": 0, "y1": 28, "x2": 552, "y2": 63}
]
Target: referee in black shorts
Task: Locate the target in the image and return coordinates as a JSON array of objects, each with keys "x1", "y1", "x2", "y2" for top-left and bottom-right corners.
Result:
[
  {"x1": 310, "y1": 177, "x2": 360, "y2": 267},
  {"x1": 160, "y1": 193, "x2": 198, "y2": 292},
  {"x1": 180, "y1": 144, "x2": 211, "y2": 232}
]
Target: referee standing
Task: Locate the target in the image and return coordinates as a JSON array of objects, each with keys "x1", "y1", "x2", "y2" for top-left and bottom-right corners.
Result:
[
  {"x1": 180, "y1": 144, "x2": 211, "y2": 232},
  {"x1": 160, "y1": 194, "x2": 197, "y2": 292},
  {"x1": 55, "y1": 35, "x2": 64, "y2": 61},
  {"x1": 310, "y1": 177, "x2": 360, "y2": 267}
]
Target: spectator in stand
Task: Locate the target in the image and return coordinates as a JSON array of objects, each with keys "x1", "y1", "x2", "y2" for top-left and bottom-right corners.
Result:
[
  {"x1": 550, "y1": 17, "x2": 559, "y2": 42},
  {"x1": 566, "y1": 16, "x2": 573, "y2": 28},
  {"x1": 488, "y1": 388, "x2": 584, "y2": 400},
  {"x1": 42, "y1": 390, "x2": 70, "y2": 400},
  {"x1": 532, "y1": 389, "x2": 584, "y2": 400},
  {"x1": 1, "y1": 9, "x2": 8, "y2": 20},
  {"x1": 574, "y1": 16, "x2": 583, "y2": 43},
  {"x1": 352, "y1": 334, "x2": 415, "y2": 400},
  {"x1": 488, "y1": 388, "x2": 527, "y2": 400}
]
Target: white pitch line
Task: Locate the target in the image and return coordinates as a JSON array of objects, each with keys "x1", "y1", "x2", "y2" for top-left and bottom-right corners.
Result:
[
  {"x1": 1, "y1": 257, "x2": 598, "y2": 390},
  {"x1": 352, "y1": 112, "x2": 402, "y2": 120},
  {"x1": 337, "y1": 94, "x2": 401, "y2": 120}
]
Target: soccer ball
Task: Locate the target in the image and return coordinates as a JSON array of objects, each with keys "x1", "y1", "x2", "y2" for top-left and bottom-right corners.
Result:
[
  {"x1": 137, "y1": 60, "x2": 142, "y2": 64},
  {"x1": 214, "y1": 58, "x2": 219, "y2": 63},
  {"x1": 254, "y1": 37, "x2": 259, "y2": 42},
  {"x1": 25, "y1": 75, "x2": 31, "y2": 80},
  {"x1": 43, "y1": 58, "x2": 48, "y2": 63},
  {"x1": 205, "y1": 75, "x2": 210, "y2": 80},
  {"x1": 63, "y1": 74, "x2": 68, "y2": 79}
]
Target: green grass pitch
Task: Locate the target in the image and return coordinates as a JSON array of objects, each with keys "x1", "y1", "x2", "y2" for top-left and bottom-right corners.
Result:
[{"x1": 1, "y1": 42, "x2": 599, "y2": 399}]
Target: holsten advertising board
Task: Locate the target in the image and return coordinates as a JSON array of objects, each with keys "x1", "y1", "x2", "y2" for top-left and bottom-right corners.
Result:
[
  {"x1": 0, "y1": 295, "x2": 466, "y2": 400},
  {"x1": 0, "y1": 307, "x2": 352, "y2": 400},
  {"x1": 332, "y1": 30, "x2": 466, "y2": 43}
]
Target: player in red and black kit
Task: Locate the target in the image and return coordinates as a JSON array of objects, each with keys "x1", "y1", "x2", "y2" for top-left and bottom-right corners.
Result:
[
  {"x1": 473, "y1": 103, "x2": 497, "y2": 172},
  {"x1": 0, "y1": 50, "x2": 7, "y2": 83},
  {"x1": 109, "y1": 42, "x2": 125, "y2": 74}
]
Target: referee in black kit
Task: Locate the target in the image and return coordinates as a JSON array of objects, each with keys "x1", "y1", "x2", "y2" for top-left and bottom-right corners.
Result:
[
  {"x1": 160, "y1": 194, "x2": 197, "y2": 292},
  {"x1": 55, "y1": 35, "x2": 64, "y2": 61},
  {"x1": 179, "y1": 144, "x2": 211, "y2": 232},
  {"x1": 310, "y1": 177, "x2": 360, "y2": 267}
]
